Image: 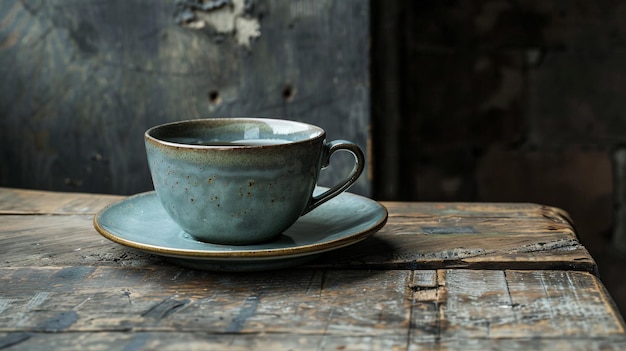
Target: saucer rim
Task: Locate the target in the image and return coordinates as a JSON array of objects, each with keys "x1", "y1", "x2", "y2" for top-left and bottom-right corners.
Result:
[{"x1": 93, "y1": 190, "x2": 388, "y2": 260}]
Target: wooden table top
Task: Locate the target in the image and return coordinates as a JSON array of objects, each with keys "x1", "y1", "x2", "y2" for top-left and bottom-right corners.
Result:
[{"x1": 0, "y1": 187, "x2": 624, "y2": 350}]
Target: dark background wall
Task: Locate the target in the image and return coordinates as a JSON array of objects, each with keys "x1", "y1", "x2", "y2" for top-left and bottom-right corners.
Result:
[
  {"x1": 2, "y1": 0, "x2": 626, "y2": 314},
  {"x1": 371, "y1": 0, "x2": 626, "y2": 315},
  {"x1": 0, "y1": 0, "x2": 371, "y2": 196}
]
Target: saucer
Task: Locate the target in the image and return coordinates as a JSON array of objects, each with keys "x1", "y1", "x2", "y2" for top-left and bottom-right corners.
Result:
[{"x1": 93, "y1": 189, "x2": 388, "y2": 271}]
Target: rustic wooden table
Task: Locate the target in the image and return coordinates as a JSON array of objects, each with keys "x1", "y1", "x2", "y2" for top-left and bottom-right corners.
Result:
[{"x1": 0, "y1": 187, "x2": 625, "y2": 350}]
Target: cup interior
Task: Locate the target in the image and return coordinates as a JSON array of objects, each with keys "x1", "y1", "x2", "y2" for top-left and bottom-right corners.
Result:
[{"x1": 147, "y1": 118, "x2": 324, "y2": 147}]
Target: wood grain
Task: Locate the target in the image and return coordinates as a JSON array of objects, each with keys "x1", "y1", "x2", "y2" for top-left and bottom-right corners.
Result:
[
  {"x1": 0, "y1": 267, "x2": 622, "y2": 350},
  {"x1": 0, "y1": 188, "x2": 594, "y2": 272},
  {"x1": 0, "y1": 187, "x2": 621, "y2": 349},
  {"x1": 0, "y1": 187, "x2": 122, "y2": 215}
]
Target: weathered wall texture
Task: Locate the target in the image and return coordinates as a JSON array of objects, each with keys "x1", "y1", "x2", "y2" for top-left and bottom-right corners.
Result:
[{"x1": 0, "y1": 0, "x2": 371, "y2": 196}]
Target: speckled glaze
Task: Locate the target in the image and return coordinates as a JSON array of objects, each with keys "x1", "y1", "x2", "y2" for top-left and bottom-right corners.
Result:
[{"x1": 145, "y1": 118, "x2": 364, "y2": 245}]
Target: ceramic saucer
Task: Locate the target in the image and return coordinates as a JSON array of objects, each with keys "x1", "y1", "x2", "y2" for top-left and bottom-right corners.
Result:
[{"x1": 93, "y1": 189, "x2": 388, "y2": 271}]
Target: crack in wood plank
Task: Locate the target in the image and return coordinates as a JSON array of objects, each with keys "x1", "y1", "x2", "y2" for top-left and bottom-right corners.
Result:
[
  {"x1": 225, "y1": 295, "x2": 261, "y2": 333},
  {"x1": 141, "y1": 297, "x2": 191, "y2": 326}
]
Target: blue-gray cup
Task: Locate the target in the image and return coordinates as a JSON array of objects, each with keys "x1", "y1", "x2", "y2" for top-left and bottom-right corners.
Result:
[{"x1": 145, "y1": 118, "x2": 365, "y2": 245}]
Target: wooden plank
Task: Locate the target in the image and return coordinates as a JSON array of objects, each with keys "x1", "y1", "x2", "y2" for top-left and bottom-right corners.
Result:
[
  {"x1": 439, "y1": 270, "x2": 625, "y2": 338},
  {"x1": 1, "y1": 331, "x2": 625, "y2": 351},
  {"x1": 0, "y1": 187, "x2": 122, "y2": 215},
  {"x1": 0, "y1": 212, "x2": 593, "y2": 271},
  {"x1": 314, "y1": 231, "x2": 594, "y2": 272},
  {"x1": 412, "y1": 339, "x2": 626, "y2": 351},
  {"x1": 0, "y1": 332, "x2": 409, "y2": 351},
  {"x1": 0, "y1": 267, "x2": 412, "y2": 336},
  {"x1": 315, "y1": 200, "x2": 591, "y2": 271},
  {"x1": 0, "y1": 215, "x2": 160, "y2": 268},
  {"x1": 314, "y1": 204, "x2": 594, "y2": 271},
  {"x1": 384, "y1": 201, "x2": 573, "y2": 223},
  {"x1": 0, "y1": 267, "x2": 623, "y2": 350},
  {"x1": 0, "y1": 189, "x2": 577, "y2": 224},
  {"x1": 0, "y1": 188, "x2": 594, "y2": 271},
  {"x1": 408, "y1": 270, "x2": 626, "y2": 349}
]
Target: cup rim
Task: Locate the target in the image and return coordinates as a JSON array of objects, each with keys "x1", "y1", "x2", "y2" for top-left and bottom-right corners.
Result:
[{"x1": 145, "y1": 117, "x2": 326, "y2": 150}]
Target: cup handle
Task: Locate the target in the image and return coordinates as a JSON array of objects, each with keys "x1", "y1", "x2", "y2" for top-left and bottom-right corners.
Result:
[{"x1": 302, "y1": 140, "x2": 365, "y2": 215}]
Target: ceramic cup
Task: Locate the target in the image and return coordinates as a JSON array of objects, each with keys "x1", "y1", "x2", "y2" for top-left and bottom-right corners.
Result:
[{"x1": 144, "y1": 118, "x2": 365, "y2": 245}]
